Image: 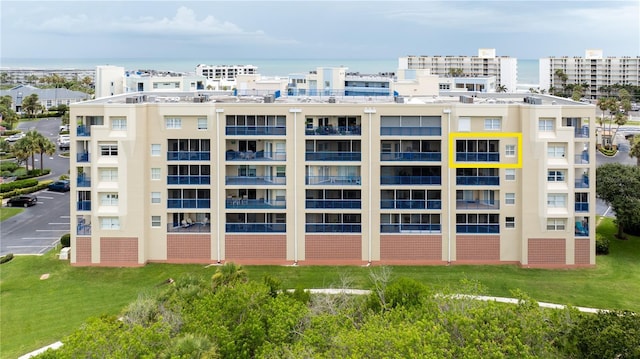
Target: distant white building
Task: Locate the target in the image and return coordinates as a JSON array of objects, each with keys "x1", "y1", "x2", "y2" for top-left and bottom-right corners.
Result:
[
  {"x1": 398, "y1": 48, "x2": 518, "y2": 93},
  {"x1": 539, "y1": 50, "x2": 640, "y2": 99},
  {"x1": 196, "y1": 64, "x2": 258, "y2": 80},
  {"x1": 95, "y1": 65, "x2": 208, "y2": 98},
  {"x1": 0, "y1": 84, "x2": 90, "y2": 112}
]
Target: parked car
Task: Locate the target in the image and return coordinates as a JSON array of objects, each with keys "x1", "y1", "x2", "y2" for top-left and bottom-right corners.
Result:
[
  {"x1": 4, "y1": 132, "x2": 25, "y2": 142},
  {"x1": 59, "y1": 125, "x2": 70, "y2": 133},
  {"x1": 6, "y1": 194, "x2": 37, "y2": 207},
  {"x1": 48, "y1": 180, "x2": 70, "y2": 192}
]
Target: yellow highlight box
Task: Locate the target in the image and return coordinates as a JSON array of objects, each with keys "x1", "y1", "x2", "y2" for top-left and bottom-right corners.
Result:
[{"x1": 449, "y1": 132, "x2": 523, "y2": 168}]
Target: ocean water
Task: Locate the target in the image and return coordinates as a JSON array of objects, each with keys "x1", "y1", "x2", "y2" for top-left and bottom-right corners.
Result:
[{"x1": 1, "y1": 57, "x2": 539, "y2": 85}]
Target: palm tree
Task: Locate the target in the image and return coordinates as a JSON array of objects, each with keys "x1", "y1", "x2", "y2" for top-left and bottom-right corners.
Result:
[
  {"x1": 23, "y1": 130, "x2": 41, "y2": 170},
  {"x1": 629, "y1": 135, "x2": 640, "y2": 166},
  {"x1": 11, "y1": 140, "x2": 30, "y2": 169},
  {"x1": 496, "y1": 84, "x2": 507, "y2": 93},
  {"x1": 34, "y1": 133, "x2": 56, "y2": 171},
  {"x1": 211, "y1": 262, "x2": 248, "y2": 290}
]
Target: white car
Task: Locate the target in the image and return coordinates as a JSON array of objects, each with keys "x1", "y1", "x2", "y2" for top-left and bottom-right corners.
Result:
[{"x1": 4, "y1": 132, "x2": 25, "y2": 142}]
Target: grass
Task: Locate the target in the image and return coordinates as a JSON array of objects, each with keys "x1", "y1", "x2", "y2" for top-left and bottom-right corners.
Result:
[
  {"x1": 0, "y1": 207, "x2": 23, "y2": 221},
  {"x1": 1, "y1": 217, "x2": 639, "y2": 358}
]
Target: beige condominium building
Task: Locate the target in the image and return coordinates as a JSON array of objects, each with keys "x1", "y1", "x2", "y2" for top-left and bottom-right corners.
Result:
[{"x1": 69, "y1": 91, "x2": 596, "y2": 268}]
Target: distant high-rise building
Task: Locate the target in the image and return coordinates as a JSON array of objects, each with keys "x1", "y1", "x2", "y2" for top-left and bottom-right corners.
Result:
[{"x1": 196, "y1": 64, "x2": 258, "y2": 80}]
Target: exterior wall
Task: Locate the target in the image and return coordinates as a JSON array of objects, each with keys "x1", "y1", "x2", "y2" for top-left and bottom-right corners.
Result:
[
  {"x1": 379, "y1": 235, "x2": 442, "y2": 263},
  {"x1": 527, "y1": 238, "x2": 566, "y2": 267},
  {"x1": 95, "y1": 65, "x2": 125, "y2": 98},
  {"x1": 225, "y1": 235, "x2": 287, "y2": 263},
  {"x1": 456, "y1": 235, "x2": 500, "y2": 262},
  {"x1": 167, "y1": 234, "x2": 211, "y2": 262}
]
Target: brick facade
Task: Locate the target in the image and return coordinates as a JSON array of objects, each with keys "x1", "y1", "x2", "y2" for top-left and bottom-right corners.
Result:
[
  {"x1": 226, "y1": 235, "x2": 286, "y2": 261},
  {"x1": 528, "y1": 238, "x2": 566, "y2": 265},
  {"x1": 456, "y1": 235, "x2": 500, "y2": 262},
  {"x1": 99, "y1": 237, "x2": 138, "y2": 265},
  {"x1": 167, "y1": 234, "x2": 211, "y2": 262},
  {"x1": 380, "y1": 235, "x2": 442, "y2": 262},
  {"x1": 305, "y1": 235, "x2": 361, "y2": 261},
  {"x1": 75, "y1": 237, "x2": 92, "y2": 264},
  {"x1": 574, "y1": 238, "x2": 591, "y2": 265}
]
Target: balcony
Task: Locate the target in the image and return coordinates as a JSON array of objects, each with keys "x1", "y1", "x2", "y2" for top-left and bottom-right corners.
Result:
[
  {"x1": 77, "y1": 125, "x2": 91, "y2": 136},
  {"x1": 225, "y1": 176, "x2": 286, "y2": 185},
  {"x1": 226, "y1": 223, "x2": 286, "y2": 233},
  {"x1": 456, "y1": 152, "x2": 500, "y2": 162},
  {"x1": 380, "y1": 127, "x2": 441, "y2": 136},
  {"x1": 306, "y1": 126, "x2": 362, "y2": 136},
  {"x1": 77, "y1": 153, "x2": 90, "y2": 162},
  {"x1": 76, "y1": 201, "x2": 91, "y2": 211},
  {"x1": 380, "y1": 152, "x2": 441, "y2": 161},
  {"x1": 380, "y1": 224, "x2": 441, "y2": 233},
  {"x1": 167, "y1": 175, "x2": 211, "y2": 185},
  {"x1": 225, "y1": 126, "x2": 286, "y2": 136},
  {"x1": 77, "y1": 176, "x2": 91, "y2": 187},
  {"x1": 167, "y1": 199, "x2": 210, "y2": 209},
  {"x1": 575, "y1": 202, "x2": 589, "y2": 212},
  {"x1": 167, "y1": 222, "x2": 211, "y2": 233},
  {"x1": 575, "y1": 174, "x2": 590, "y2": 188},
  {"x1": 456, "y1": 200, "x2": 500, "y2": 210},
  {"x1": 306, "y1": 152, "x2": 361, "y2": 161},
  {"x1": 306, "y1": 176, "x2": 361, "y2": 185},
  {"x1": 306, "y1": 199, "x2": 361, "y2": 209},
  {"x1": 456, "y1": 224, "x2": 500, "y2": 233},
  {"x1": 77, "y1": 224, "x2": 91, "y2": 235},
  {"x1": 226, "y1": 151, "x2": 286, "y2": 161},
  {"x1": 456, "y1": 176, "x2": 500, "y2": 186},
  {"x1": 575, "y1": 220, "x2": 589, "y2": 236},
  {"x1": 380, "y1": 176, "x2": 441, "y2": 185},
  {"x1": 226, "y1": 198, "x2": 286, "y2": 209},
  {"x1": 167, "y1": 151, "x2": 211, "y2": 161},
  {"x1": 305, "y1": 224, "x2": 362, "y2": 233},
  {"x1": 380, "y1": 200, "x2": 441, "y2": 209},
  {"x1": 575, "y1": 152, "x2": 589, "y2": 164}
]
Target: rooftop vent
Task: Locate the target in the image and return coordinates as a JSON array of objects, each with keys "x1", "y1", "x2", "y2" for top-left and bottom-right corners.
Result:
[
  {"x1": 524, "y1": 96, "x2": 542, "y2": 105},
  {"x1": 263, "y1": 94, "x2": 275, "y2": 103},
  {"x1": 328, "y1": 96, "x2": 336, "y2": 103},
  {"x1": 459, "y1": 95, "x2": 474, "y2": 104}
]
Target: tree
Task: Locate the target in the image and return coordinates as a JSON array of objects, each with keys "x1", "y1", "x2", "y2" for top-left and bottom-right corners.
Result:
[
  {"x1": 23, "y1": 130, "x2": 41, "y2": 170},
  {"x1": 21, "y1": 94, "x2": 42, "y2": 118},
  {"x1": 596, "y1": 163, "x2": 640, "y2": 238},
  {"x1": 10, "y1": 139, "x2": 31, "y2": 169},
  {"x1": 0, "y1": 95, "x2": 18, "y2": 129},
  {"x1": 629, "y1": 135, "x2": 640, "y2": 166},
  {"x1": 211, "y1": 262, "x2": 248, "y2": 290},
  {"x1": 448, "y1": 68, "x2": 464, "y2": 77},
  {"x1": 496, "y1": 84, "x2": 507, "y2": 93},
  {"x1": 34, "y1": 133, "x2": 56, "y2": 171},
  {"x1": 597, "y1": 96, "x2": 628, "y2": 150}
]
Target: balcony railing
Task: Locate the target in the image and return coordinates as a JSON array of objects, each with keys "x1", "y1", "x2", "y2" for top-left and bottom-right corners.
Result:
[
  {"x1": 380, "y1": 176, "x2": 441, "y2": 185},
  {"x1": 380, "y1": 127, "x2": 442, "y2": 136},
  {"x1": 306, "y1": 176, "x2": 361, "y2": 185},
  {"x1": 456, "y1": 224, "x2": 500, "y2": 233},
  {"x1": 306, "y1": 152, "x2": 362, "y2": 161},
  {"x1": 456, "y1": 200, "x2": 500, "y2": 210},
  {"x1": 380, "y1": 224, "x2": 442, "y2": 233},
  {"x1": 380, "y1": 152, "x2": 442, "y2": 161},
  {"x1": 77, "y1": 224, "x2": 91, "y2": 235},
  {"x1": 305, "y1": 224, "x2": 362, "y2": 233},
  {"x1": 226, "y1": 199, "x2": 286, "y2": 209},
  {"x1": 225, "y1": 151, "x2": 286, "y2": 161},
  {"x1": 306, "y1": 126, "x2": 362, "y2": 136},
  {"x1": 167, "y1": 152, "x2": 211, "y2": 161},
  {"x1": 575, "y1": 176, "x2": 590, "y2": 188},
  {"x1": 574, "y1": 126, "x2": 589, "y2": 138},
  {"x1": 77, "y1": 153, "x2": 90, "y2": 162},
  {"x1": 575, "y1": 153, "x2": 589, "y2": 164},
  {"x1": 167, "y1": 223, "x2": 211, "y2": 233},
  {"x1": 77, "y1": 125, "x2": 91, "y2": 136},
  {"x1": 225, "y1": 126, "x2": 286, "y2": 136},
  {"x1": 167, "y1": 175, "x2": 211, "y2": 185},
  {"x1": 77, "y1": 176, "x2": 91, "y2": 187},
  {"x1": 306, "y1": 199, "x2": 362, "y2": 209},
  {"x1": 575, "y1": 202, "x2": 589, "y2": 212},
  {"x1": 456, "y1": 176, "x2": 500, "y2": 186},
  {"x1": 380, "y1": 199, "x2": 442, "y2": 209},
  {"x1": 455, "y1": 153, "x2": 500, "y2": 162},
  {"x1": 76, "y1": 201, "x2": 91, "y2": 211},
  {"x1": 226, "y1": 223, "x2": 286, "y2": 232},
  {"x1": 225, "y1": 176, "x2": 286, "y2": 185},
  {"x1": 167, "y1": 199, "x2": 211, "y2": 209}
]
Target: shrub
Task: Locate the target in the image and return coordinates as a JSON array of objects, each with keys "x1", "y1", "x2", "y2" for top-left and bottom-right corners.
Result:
[
  {"x1": 16, "y1": 169, "x2": 50, "y2": 180},
  {"x1": 0, "y1": 253, "x2": 14, "y2": 264},
  {"x1": 0, "y1": 162, "x2": 19, "y2": 172},
  {"x1": 0, "y1": 180, "x2": 52, "y2": 199},
  {"x1": 60, "y1": 233, "x2": 71, "y2": 248},
  {"x1": 0, "y1": 178, "x2": 38, "y2": 193},
  {"x1": 595, "y1": 233, "x2": 610, "y2": 255}
]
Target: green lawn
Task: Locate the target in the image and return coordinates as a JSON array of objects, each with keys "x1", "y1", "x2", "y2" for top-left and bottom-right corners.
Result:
[
  {"x1": 0, "y1": 207, "x2": 23, "y2": 221},
  {"x1": 1, "y1": 217, "x2": 639, "y2": 358}
]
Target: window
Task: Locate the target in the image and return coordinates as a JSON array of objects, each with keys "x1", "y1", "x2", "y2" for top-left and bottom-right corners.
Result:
[
  {"x1": 547, "y1": 194, "x2": 567, "y2": 208},
  {"x1": 100, "y1": 143, "x2": 118, "y2": 156},
  {"x1": 546, "y1": 218, "x2": 566, "y2": 230},
  {"x1": 505, "y1": 169, "x2": 516, "y2": 181},
  {"x1": 111, "y1": 117, "x2": 126, "y2": 130},
  {"x1": 166, "y1": 117, "x2": 182, "y2": 129},
  {"x1": 547, "y1": 144, "x2": 566, "y2": 158},
  {"x1": 505, "y1": 216, "x2": 515, "y2": 228},
  {"x1": 151, "y1": 216, "x2": 161, "y2": 227},
  {"x1": 197, "y1": 117, "x2": 208, "y2": 130},
  {"x1": 99, "y1": 168, "x2": 118, "y2": 181},
  {"x1": 151, "y1": 168, "x2": 160, "y2": 180},
  {"x1": 100, "y1": 217, "x2": 120, "y2": 230},
  {"x1": 458, "y1": 117, "x2": 471, "y2": 132},
  {"x1": 151, "y1": 192, "x2": 161, "y2": 204},
  {"x1": 151, "y1": 144, "x2": 161, "y2": 156},
  {"x1": 484, "y1": 118, "x2": 501, "y2": 130},
  {"x1": 539, "y1": 119, "x2": 554, "y2": 131},
  {"x1": 505, "y1": 144, "x2": 516, "y2": 157},
  {"x1": 505, "y1": 193, "x2": 515, "y2": 205},
  {"x1": 547, "y1": 170, "x2": 566, "y2": 182},
  {"x1": 100, "y1": 193, "x2": 119, "y2": 206}
]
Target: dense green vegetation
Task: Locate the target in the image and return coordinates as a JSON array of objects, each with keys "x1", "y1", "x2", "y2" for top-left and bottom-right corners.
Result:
[{"x1": 1, "y1": 217, "x2": 639, "y2": 358}]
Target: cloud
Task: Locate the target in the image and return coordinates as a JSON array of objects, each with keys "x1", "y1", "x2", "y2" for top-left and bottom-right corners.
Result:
[{"x1": 37, "y1": 14, "x2": 91, "y2": 33}]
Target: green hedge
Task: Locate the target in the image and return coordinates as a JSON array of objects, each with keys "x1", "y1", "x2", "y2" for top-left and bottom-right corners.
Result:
[
  {"x1": 0, "y1": 253, "x2": 14, "y2": 264},
  {"x1": 0, "y1": 162, "x2": 20, "y2": 172},
  {"x1": 0, "y1": 180, "x2": 52, "y2": 199},
  {"x1": 596, "y1": 233, "x2": 610, "y2": 255},
  {"x1": 16, "y1": 168, "x2": 50, "y2": 180},
  {"x1": 0, "y1": 178, "x2": 38, "y2": 193}
]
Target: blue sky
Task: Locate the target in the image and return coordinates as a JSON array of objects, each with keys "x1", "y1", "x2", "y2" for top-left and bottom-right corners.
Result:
[{"x1": 1, "y1": 0, "x2": 638, "y2": 60}]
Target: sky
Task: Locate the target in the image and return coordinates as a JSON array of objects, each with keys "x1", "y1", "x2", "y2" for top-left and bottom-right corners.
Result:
[{"x1": 1, "y1": 0, "x2": 639, "y2": 62}]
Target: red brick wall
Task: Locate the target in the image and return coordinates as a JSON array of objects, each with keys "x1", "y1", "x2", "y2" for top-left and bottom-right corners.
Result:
[
  {"x1": 456, "y1": 235, "x2": 500, "y2": 262},
  {"x1": 100, "y1": 237, "x2": 138, "y2": 265},
  {"x1": 528, "y1": 238, "x2": 566, "y2": 265},
  {"x1": 167, "y1": 234, "x2": 211, "y2": 262},
  {"x1": 574, "y1": 238, "x2": 591, "y2": 265},
  {"x1": 380, "y1": 235, "x2": 442, "y2": 261},
  {"x1": 75, "y1": 237, "x2": 92, "y2": 264},
  {"x1": 305, "y1": 235, "x2": 361, "y2": 260},
  {"x1": 226, "y1": 235, "x2": 286, "y2": 260}
]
